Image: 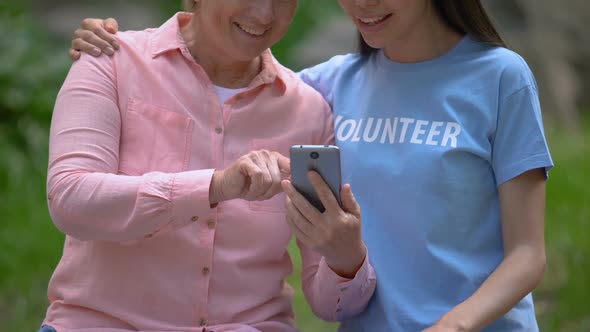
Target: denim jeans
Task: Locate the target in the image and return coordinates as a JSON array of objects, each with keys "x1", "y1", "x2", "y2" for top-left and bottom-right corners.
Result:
[{"x1": 38, "y1": 326, "x2": 57, "y2": 332}]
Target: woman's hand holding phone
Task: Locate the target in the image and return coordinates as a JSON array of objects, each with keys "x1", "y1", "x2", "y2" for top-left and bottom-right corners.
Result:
[{"x1": 281, "y1": 173, "x2": 366, "y2": 279}]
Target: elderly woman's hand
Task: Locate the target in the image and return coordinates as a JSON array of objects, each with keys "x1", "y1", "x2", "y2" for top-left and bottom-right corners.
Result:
[
  {"x1": 70, "y1": 18, "x2": 120, "y2": 60},
  {"x1": 209, "y1": 150, "x2": 291, "y2": 205},
  {"x1": 281, "y1": 172, "x2": 366, "y2": 278}
]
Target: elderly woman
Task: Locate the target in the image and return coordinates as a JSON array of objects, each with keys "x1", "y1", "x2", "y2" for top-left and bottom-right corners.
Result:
[{"x1": 40, "y1": 1, "x2": 376, "y2": 331}]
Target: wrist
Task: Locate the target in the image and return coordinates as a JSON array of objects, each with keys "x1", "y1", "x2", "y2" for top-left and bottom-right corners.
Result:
[
  {"x1": 325, "y1": 242, "x2": 366, "y2": 279},
  {"x1": 437, "y1": 308, "x2": 474, "y2": 332},
  {"x1": 209, "y1": 170, "x2": 225, "y2": 205}
]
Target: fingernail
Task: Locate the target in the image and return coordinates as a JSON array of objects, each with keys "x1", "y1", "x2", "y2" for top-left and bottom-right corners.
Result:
[
  {"x1": 104, "y1": 47, "x2": 114, "y2": 55},
  {"x1": 112, "y1": 40, "x2": 120, "y2": 49},
  {"x1": 281, "y1": 181, "x2": 290, "y2": 191},
  {"x1": 92, "y1": 47, "x2": 101, "y2": 56}
]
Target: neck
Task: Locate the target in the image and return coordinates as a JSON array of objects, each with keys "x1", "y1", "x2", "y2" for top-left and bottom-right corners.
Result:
[
  {"x1": 181, "y1": 15, "x2": 261, "y2": 88},
  {"x1": 384, "y1": 7, "x2": 463, "y2": 63}
]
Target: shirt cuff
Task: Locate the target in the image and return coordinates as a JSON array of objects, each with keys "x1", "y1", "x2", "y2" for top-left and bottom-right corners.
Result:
[
  {"x1": 173, "y1": 168, "x2": 217, "y2": 221},
  {"x1": 151, "y1": 169, "x2": 217, "y2": 236},
  {"x1": 316, "y1": 249, "x2": 376, "y2": 319}
]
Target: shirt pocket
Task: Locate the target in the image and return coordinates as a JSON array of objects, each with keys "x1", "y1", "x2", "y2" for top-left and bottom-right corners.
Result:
[
  {"x1": 248, "y1": 138, "x2": 293, "y2": 213},
  {"x1": 118, "y1": 98, "x2": 194, "y2": 175}
]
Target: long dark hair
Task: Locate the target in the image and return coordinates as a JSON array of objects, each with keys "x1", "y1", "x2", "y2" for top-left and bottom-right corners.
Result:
[{"x1": 359, "y1": 0, "x2": 508, "y2": 57}]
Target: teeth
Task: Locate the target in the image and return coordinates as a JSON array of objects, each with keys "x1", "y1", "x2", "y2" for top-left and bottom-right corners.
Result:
[
  {"x1": 236, "y1": 23, "x2": 265, "y2": 36},
  {"x1": 359, "y1": 16, "x2": 387, "y2": 24}
]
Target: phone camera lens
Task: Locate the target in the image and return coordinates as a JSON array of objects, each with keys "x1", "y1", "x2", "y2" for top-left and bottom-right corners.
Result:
[{"x1": 310, "y1": 152, "x2": 319, "y2": 159}]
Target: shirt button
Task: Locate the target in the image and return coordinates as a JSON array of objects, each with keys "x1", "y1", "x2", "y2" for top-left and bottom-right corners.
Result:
[
  {"x1": 340, "y1": 287, "x2": 348, "y2": 292},
  {"x1": 199, "y1": 318, "x2": 207, "y2": 326},
  {"x1": 206, "y1": 219, "x2": 216, "y2": 229},
  {"x1": 214, "y1": 127, "x2": 223, "y2": 134},
  {"x1": 202, "y1": 267, "x2": 210, "y2": 275},
  {"x1": 191, "y1": 216, "x2": 199, "y2": 222}
]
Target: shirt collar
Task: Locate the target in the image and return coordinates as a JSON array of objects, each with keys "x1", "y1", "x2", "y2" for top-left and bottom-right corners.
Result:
[
  {"x1": 248, "y1": 49, "x2": 287, "y2": 94},
  {"x1": 150, "y1": 12, "x2": 287, "y2": 94},
  {"x1": 150, "y1": 12, "x2": 187, "y2": 58}
]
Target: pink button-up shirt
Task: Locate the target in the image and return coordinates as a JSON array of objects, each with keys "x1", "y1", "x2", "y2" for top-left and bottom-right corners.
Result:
[{"x1": 44, "y1": 13, "x2": 375, "y2": 332}]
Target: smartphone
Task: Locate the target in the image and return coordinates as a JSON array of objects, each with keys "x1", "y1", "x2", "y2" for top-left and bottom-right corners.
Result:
[{"x1": 290, "y1": 145, "x2": 342, "y2": 212}]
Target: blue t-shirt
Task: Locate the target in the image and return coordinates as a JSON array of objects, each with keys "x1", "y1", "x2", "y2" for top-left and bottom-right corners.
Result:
[{"x1": 299, "y1": 35, "x2": 553, "y2": 331}]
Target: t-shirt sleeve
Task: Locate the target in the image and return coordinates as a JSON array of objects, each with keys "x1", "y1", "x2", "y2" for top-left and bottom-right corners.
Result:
[{"x1": 492, "y1": 84, "x2": 554, "y2": 186}]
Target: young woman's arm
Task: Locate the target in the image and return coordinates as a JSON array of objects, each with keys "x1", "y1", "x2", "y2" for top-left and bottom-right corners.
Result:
[
  {"x1": 277, "y1": 98, "x2": 376, "y2": 321},
  {"x1": 426, "y1": 168, "x2": 547, "y2": 332},
  {"x1": 283, "y1": 177, "x2": 377, "y2": 322}
]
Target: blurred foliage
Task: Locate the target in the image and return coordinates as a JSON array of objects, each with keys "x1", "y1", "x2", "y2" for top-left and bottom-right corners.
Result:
[
  {"x1": 272, "y1": 1, "x2": 341, "y2": 70},
  {"x1": 1, "y1": 1, "x2": 588, "y2": 331},
  {"x1": 0, "y1": 3, "x2": 70, "y2": 185},
  {"x1": 537, "y1": 120, "x2": 590, "y2": 331}
]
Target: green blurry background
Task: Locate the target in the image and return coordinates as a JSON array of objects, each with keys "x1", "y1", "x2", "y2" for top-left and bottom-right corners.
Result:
[{"x1": 1, "y1": 1, "x2": 588, "y2": 331}]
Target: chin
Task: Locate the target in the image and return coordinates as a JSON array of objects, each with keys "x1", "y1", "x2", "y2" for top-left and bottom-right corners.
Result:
[{"x1": 361, "y1": 37, "x2": 386, "y2": 50}]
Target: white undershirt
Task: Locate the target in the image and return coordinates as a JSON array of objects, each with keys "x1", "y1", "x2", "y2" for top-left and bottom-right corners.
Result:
[{"x1": 213, "y1": 85, "x2": 247, "y2": 105}]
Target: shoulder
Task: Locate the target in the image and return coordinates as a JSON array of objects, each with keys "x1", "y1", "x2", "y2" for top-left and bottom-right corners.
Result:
[
  {"x1": 299, "y1": 53, "x2": 364, "y2": 82},
  {"x1": 275, "y1": 62, "x2": 329, "y2": 106},
  {"x1": 295, "y1": 53, "x2": 366, "y2": 104},
  {"x1": 76, "y1": 28, "x2": 158, "y2": 76},
  {"x1": 314, "y1": 53, "x2": 364, "y2": 70},
  {"x1": 113, "y1": 28, "x2": 157, "y2": 55},
  {"x1": 69, "y1": 28, "x2": 160, "y2": 91},
  {"x1": 494, "y1": 47, "x2": 536, "y2": 86},
  {"x1": 475, "y1": 44, "x2": 538, "y2": 96}
]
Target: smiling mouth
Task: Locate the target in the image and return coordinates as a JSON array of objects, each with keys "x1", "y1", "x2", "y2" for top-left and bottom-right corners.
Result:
[
  {"x1": 234, "y1": 22, "x2": 268, "y2": 37},
  {"x1": 357, "y1": 14, "x2": 392, "y2": 26}
]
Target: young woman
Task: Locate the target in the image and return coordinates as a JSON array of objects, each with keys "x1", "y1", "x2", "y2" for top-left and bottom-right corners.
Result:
[
  {"x1": 40, "y1": 1, "x2": 376, "y2": 331},
  {"x1": 71, "y1": 0, "x2": 553, "y2": 331}
]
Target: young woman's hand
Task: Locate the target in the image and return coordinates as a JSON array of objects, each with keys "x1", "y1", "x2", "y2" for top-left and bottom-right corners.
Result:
[
  {"x1": 281, "y1": 172, "x2": 366, "y2": 279},
  {"x1": 70, "y1": 18, "x2": 120, "y2": 60},
  {"x1": 209, "y1": 150, "x2": 291, "y2": 205}
]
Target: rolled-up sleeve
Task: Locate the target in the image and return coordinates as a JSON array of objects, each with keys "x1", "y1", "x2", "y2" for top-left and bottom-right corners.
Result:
[
  {"x1": 47, "y1": 53, "x2": 216, "y2": 243},
  {"x1": 298, "y1": 240, "x2": 376, "y2": 322}
]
